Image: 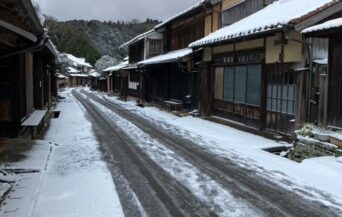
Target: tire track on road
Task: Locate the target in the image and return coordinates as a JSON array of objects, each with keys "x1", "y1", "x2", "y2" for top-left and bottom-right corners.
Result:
[
  {"x1": 81, "y1": 89, "x2": 342, "y2": 217},
  {"x1": 73, "y1": 90, "x2": 216, "y2": 217}
]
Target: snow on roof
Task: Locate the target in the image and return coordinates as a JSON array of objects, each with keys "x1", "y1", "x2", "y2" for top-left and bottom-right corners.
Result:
[
  {"x1": 103, "y1": 61, "x2": 129, "y2": 72},
  {"x1": 89, "y1": 71, "x2": 101, "y2": 77},
  {"x1": 46, "y1": 39, "x2": 59, "y2": 58},
  {"x1": 302, "y1": 17, "x2": 342, "y2": 34},
  {"x1": 190, "y1": 0, "x2": 333, "y2": 47},
  {"x1": 56, "y1": 73, "x2": 67, "y2": 79},
  {"x1": 155, "y1": 0, "x2": 207, "y2": 29},
  {"x1": 64, "y1": 53, "x2": 92, "y2": 68},
  {"x1": 138, "y1": 48, "x2": 193, "y2": 66},
  {"x1": 68, "y1": 67, "x2": 80, "y2": 73},
  {"x1": 120, "y1": 29, "x2": 154, "y2": 49},
  {"x1": 69, "y1": 74, "x2": 89, "y2": 78},
  {"x1": 314, "y1": 58, "x2": 328, "y2": 65}
]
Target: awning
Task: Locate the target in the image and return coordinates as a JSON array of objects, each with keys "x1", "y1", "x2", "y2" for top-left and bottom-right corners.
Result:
[{"x1": 138, "y1": 48, "x2": 193, "y2": 66}]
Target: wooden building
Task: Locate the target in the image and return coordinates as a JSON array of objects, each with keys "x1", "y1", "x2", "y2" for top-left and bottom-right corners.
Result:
[
  {"x1": 121, "y1": 30, "x2": 164, "y2": 101},
  {"x1": 60, "y1": 53, "x2": 93, "y2": 74},
  {"x1": 56, "y1": 73, "x2": 68, "y2": 91},
  {"x1": 0, "y1": 0, "x2": 58, "y2": 138},
  {"x1": 103, "y1": 61, "x2": 129, "y2": 99},
  {"x1": 189, "y1": 0, "x2": 339, "y2": 135},
  {"x1": 68, "y1": 74, "x2": 89, "y2": 87},
  {"x1": 89, "y1": 71, "x2": 101, "y2": 90},
  {"x1": 136, "y1": 0, "x2": 222, "y2": 110},
  {"x1": 302, "y1": 7, "x2": 342, "y2": 129}
]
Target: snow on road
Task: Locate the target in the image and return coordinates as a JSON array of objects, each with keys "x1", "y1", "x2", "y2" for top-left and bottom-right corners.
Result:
[
  {"x1": 85, "y1": 95, "x2": 264, "y2": 217},
  {"x1": 30, "y1": 88, "x2": 124, "y2": 217},
  {"x1": 94, "y1": 90, "x2": 342, "y2": 211}
]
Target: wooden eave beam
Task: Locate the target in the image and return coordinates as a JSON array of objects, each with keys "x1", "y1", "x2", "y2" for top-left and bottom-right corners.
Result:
[
  {"x1": 0, "y1": 30, "x2": 19, "y2": 47},
  {"x1": 295, "y1": 1, "x2": 342, "y2": 31},
  {"x1": 0, "y1": 20, "x2": 37, "y2": 42}
]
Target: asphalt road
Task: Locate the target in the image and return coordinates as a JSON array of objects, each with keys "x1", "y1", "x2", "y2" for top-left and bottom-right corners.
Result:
[{"x1": 73, "y1": 89, "x2": 342, "y2": 217}]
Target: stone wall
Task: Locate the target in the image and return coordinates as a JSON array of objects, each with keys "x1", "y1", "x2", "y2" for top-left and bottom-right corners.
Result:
[{"x1": 288, "y1": 125, "x2": 342, "y2": 162}]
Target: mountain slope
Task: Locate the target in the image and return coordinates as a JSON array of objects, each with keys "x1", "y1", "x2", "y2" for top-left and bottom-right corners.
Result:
[{"x1": 45, "y1": 17, "x2": 160, "y2": 65}]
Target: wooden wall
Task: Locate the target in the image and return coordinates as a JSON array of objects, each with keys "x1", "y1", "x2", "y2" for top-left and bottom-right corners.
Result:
[
  {"x1": 327, "y1": 33, "x2": 342, "y2": 128},
  {"x1": 166, "y1": 12, "x2": 205, "y2": 51}
]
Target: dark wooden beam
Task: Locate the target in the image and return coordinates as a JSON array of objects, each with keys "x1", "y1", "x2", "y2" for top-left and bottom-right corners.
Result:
[{"x1": 0, "y1": 30, "x2": 18, "y2": 47}]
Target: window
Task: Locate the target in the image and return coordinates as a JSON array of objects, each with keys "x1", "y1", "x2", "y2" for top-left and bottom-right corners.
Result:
[
  {"x1": 222, "y1": 1, "x2": 246, "y2": 27},
  {"x1": 223, "y1": 67, "x2": 234, "y2": 101},
  {"x1": 247, "y1": 65, "x2": 262, "y2": 106},
  {"x1": 266, "y1": 71, "x2": 296, "y2": 115},
  {"x1": 234, "y1": 66, "x2": 247, "y2": 103},
  {"x1": 149, "y1": 39, "x2": 162, "y2": 57},
  {"x1": 219, "y1": 64, "x2": 262, "y2": 107}
]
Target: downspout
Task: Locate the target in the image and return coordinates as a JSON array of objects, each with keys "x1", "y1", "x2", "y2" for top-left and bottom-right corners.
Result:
[{"x1": 279, "y1": 31, "x2": 286, "y2": 132}]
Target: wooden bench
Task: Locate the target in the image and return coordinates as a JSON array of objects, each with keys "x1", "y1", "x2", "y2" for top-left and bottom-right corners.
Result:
[
  {"x1": 164, "y1": 99, "x2": 183, "y2": 111},
  {"x1": 21, "y1": 110, "x2": 47, "y2": 139}
]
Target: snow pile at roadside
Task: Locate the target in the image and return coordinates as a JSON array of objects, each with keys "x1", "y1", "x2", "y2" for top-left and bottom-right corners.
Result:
[{"x1": 99, "y1": 92, "x2": 342, "y2": 210}]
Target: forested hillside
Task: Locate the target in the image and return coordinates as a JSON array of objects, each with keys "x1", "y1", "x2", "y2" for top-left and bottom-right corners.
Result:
[{"x1": 45, "y1": 17, "x2": 160, "y2": 65}]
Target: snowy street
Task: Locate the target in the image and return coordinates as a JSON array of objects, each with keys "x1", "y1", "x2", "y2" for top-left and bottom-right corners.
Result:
[
  {"x1": 1, "y1": 88, "x2": 342, "y2": 217},
  {"x1": 69, "y1": 88, "x2": 342, "y2": 217}
]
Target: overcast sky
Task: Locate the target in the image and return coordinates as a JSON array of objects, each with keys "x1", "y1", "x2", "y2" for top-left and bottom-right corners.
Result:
[{"x1": 34, "y1": 0, "x2": 200, "y2": 22}]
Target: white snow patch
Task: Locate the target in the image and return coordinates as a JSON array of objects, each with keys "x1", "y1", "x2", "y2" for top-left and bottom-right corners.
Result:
[
  {"x1": 302, "y1": 17, "x2": 342, "y2": 33},
  {"x1": 138, "y1": 48, "x2": 193, "y2": 66},
  {"x1": 103, "y1": 61, "x2": 129, "y2": 72}
]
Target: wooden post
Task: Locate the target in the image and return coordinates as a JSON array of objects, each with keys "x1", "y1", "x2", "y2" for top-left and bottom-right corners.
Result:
[
  {"x1": 199, "y1": 62, "x2": 211, "y2": 117},
  {"x1": 296, "y1": 70, "x2": 308, "y2": 129},
  {"x1": 318, "y1": 74, "x2": 328, "y2": 127}
]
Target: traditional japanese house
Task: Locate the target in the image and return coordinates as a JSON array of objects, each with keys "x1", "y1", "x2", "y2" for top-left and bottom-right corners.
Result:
[
  {"x1": 189, "y1": 0, "x2": 338, "y2": 135},
  {"x1": 137, "y1": 0, "x2": 222, "y2": 110},
  {"x1": 60, "y1": 53, "x2": 93, "y2": 74},
  {"x1": 89, "y1": 71, "x2": 101, "y2": 90},
  {"x1": 56, "y1": 73, "x2": 68, "y2": 91},
  {"x1": 120, "y1": 30, "x2": 163, "y2": 101},
  {"x1": 0, "y1": 0, "x2": 59, "y2": 138},
  {"x1": 302, "y1": 9, "x2": 342, "y2": 129},
  {"x1": 97, "y1": 76, "x2": 108, "y2": 92},
  {"x1": 68, "y1": 74, "x2": 89, "y2": 87},
  {"x1": 103, "y1": 61, "x2": 129, "y2": 99}
]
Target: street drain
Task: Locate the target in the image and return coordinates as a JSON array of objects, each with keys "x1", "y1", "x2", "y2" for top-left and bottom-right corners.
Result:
[
  {"x1": 52, "y1": 111, "x2": 61, "y2": 118},
  {"x1": 264, "y1": 146, "x2": 292, "y2": 157}
]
